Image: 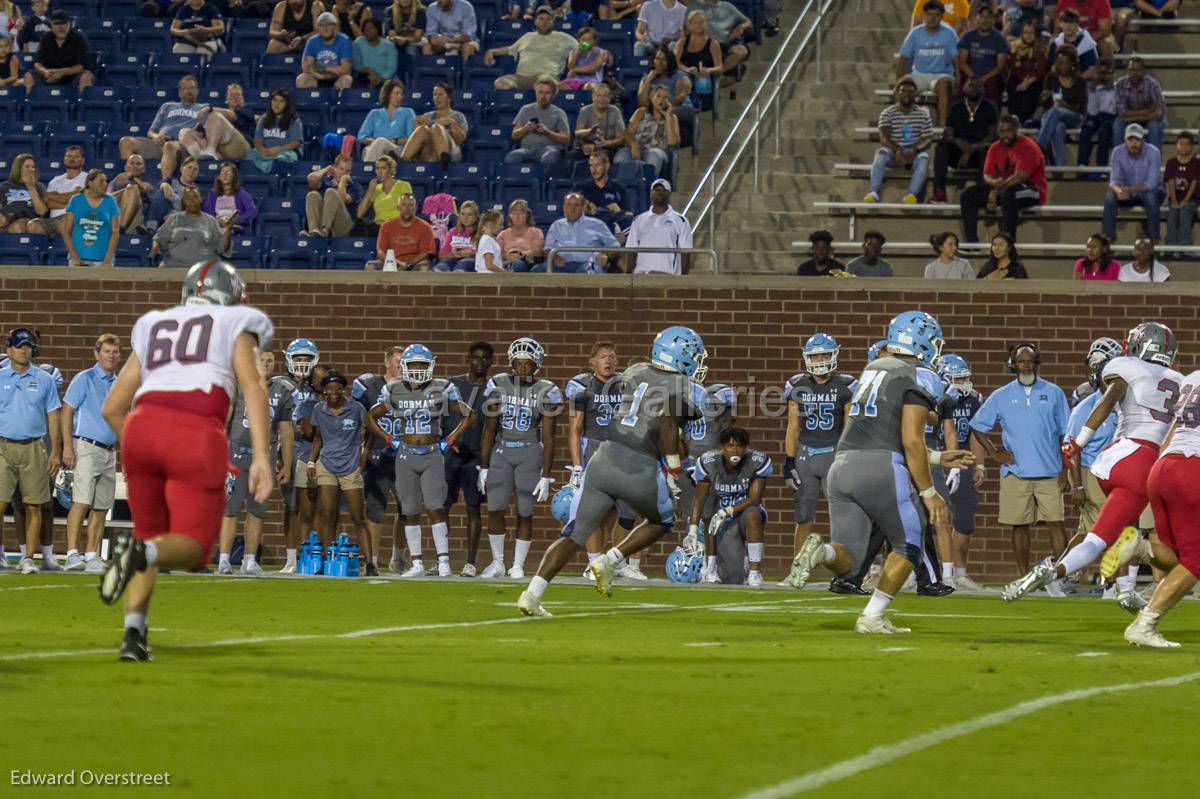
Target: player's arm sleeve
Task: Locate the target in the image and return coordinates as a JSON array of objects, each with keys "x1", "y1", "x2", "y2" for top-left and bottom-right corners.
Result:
[{"x1": 755, "y1": 453, "x2": 773, "y2": 478}]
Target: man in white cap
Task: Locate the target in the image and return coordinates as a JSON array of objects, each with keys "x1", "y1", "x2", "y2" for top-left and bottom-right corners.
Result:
[
  {"x1": 296, "y1": 11, "x2": 353, "y2": 89},
  {"x1": 623, "y1": 178, "x2": 694, "y2": 275}
]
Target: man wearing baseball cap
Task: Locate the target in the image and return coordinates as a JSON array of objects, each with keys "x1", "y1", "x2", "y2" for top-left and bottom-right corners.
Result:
[
  {"x1": 23, "y1": 9, "x2": 95, "y2": 90},
  {"x1": 1103, "y1": 121, "x2": 1163, "y2": 241},
  {"x1": 297, "y1": 11, "x2": 353, "y2": 89},
  {"x1": 484, "y1": 5, "x2": 577, "y2": 90},
  {"x1": 0, "y1": 329, "x2": 62, "y2": 574},
  {"x1": 624, "y1": 178, "x2": 694, "y2": 275}
]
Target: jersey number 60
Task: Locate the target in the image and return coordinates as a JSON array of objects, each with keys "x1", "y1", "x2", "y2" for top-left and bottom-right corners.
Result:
[{"x1": 145, "y1": 316, "x2": 214, "y2": 370}]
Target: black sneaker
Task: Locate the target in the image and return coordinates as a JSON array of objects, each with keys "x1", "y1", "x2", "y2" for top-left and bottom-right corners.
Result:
[
  {"x1": 99, "y1": 530, "x2": 147, "y2": 605},
  {"x1": 118, "y1": 627, "x2": 152, "y2": 662},
  {"x1": 828, "y1": 577, "x2": 869, "y2": 595},
  {"x1": 364, "y1": 562, "x2": 379, "y2": 577},
  {"x1": 917, "y1": 582, "x2": 956, "y2": 597}
]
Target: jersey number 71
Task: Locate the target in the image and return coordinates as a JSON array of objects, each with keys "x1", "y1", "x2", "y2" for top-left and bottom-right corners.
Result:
[{"x1": 849, "y1": 370, "x2": 886, "y2": 418}]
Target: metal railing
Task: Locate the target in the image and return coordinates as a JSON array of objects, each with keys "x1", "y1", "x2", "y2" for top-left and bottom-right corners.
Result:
[
  {"x1": 681, "y1": 0, "x2": 837, "y2": 243},
  {"x1": 544, "y1": 246, "x2": 719, "y2": 273}
]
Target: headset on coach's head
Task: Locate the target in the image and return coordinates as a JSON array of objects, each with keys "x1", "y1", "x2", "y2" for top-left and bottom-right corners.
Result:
[{"x1": 1007, "y1": 342, "x2": 1040, "y2": 372}]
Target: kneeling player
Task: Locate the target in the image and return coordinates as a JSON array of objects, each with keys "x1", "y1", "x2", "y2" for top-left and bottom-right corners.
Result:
[{"x1": 688, "y1": 427, "x2": 772, "y2": 586}]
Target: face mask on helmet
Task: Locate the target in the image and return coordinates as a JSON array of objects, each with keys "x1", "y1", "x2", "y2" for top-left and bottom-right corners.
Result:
[
  {"x1": 507, "y1": 338, "x2": 545, "y2": 370},
  {"x1": 803, "y1": 350, "x2": 838, "y2": 376},
  {"x1": 402, "y1": 359, "x2": 434, "y2": 383},
  {"x1": 286, "y1": 353, "x2": 316, "y2": 377}
]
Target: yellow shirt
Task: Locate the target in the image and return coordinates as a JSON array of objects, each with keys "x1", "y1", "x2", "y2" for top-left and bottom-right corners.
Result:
[
  {"x1": 371, "y1": 178, "x2": 414, "y2": 223},
  {"x1": 911, "y1": 0, "x2": 971, "y2": 32}
]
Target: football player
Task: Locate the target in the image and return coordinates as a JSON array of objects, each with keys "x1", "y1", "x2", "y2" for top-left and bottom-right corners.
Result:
[
  {"x1": 281, "y1": 337, "x2": 321, "y2": 573},
  {"x1": 1005, "y1": 322, "x2": 1183, "y2": 609},
  {"x1": 518, "y1": 326, "x2": 705, "y2": 617},
  {"x1": 678, "y1": 373, "x2": 736, "y2": 573},
  {"x1": 936, "y1": 354, "x2": 985, "y2": 590},
  {"x1": 689, "y1": 427, "x2": 773, "y2": 586},
  {"x1": 353, "y1": 347, "x2": 404, "y2": 573},
  {"x1": 478, "y1": 338, "x2": 561, "y2": 580},
  {"x1": 366, "y1": 344, "x2": 475, "y2": 577},
  {"x1": 787, "y1": 312, "x2": 974, "y2": 633},
  {"x1": 264, "y1": 348, "x2": 297, "y2": 570},
  {"x1": 99, "y1": 260, "x2": 274, "y2": 661},
  {"x1": 443, "y1": 341, "x2": 492, "y2": 577}
]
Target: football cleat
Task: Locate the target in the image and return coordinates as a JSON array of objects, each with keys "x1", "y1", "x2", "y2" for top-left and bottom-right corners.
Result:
[
  {"x1": 84, "y1": 558, "x2": 106, "y2": 574},
  {"x1": 854, "y1": 614, "x2": 911, "y2": 634},
  {"x1": 99, "y1": 531, "x2": 146, "y2": 605},
  {"x1": 1043, "y1": 578, "x2": 1067, "y2": 598},
  {"x1": 279, "y1": 561, "x2": 297, "y2": 575},
  {"x1": 616, "y1": 563, "x2": 648, "y2": 581},
  {"x1": 828, "y1": 577, "x2": 869, "y2": 595},
  {"x1": 437, "y1": 560, "x2": 452, "y2": 577},
  {"x1": 239, "y1": 561, "x2": 264, "y2": 576},
  {"x1": 917, "y1": 582, "x2": 955, "y2": 597},
  {"x1": 389, "y1": 555, "x2": 406, "y2": 574},
  {"x1": 700, "y1": 567, "x2": 720, "y2": 584},
  {"x1": 953, "y1": 574, "x2": 986, "y2": 592},
  {"x1": 1118, "y1": 589, "x2": 1149, "y2": 614},
  {"x1": 1001, "y1": 557, "x2": 1058, "y2": 602},
  {"x1": 1100, "y1": 527, "x2": 1142, "y2": 582},
  {"x1": 19, "y1": 557, "x2": 38, "y2": 574},
  {"x1": 401, "y1": 560, "x2": 425, "y2": 578},
  {"x1": 747, "y1": 572, "x2": 764, "y2": 588},
  {"x1": 460, "y1": 563, "x2": 477, "y2": 578},
  {"x1": 517, "y1": 590, "x2": 552, "y2": 618},
  {"x1": 41, "y1": 555, "x2": 63, "y2": 571},
  {"x1": 507, "y1": 565, "x2": 525, "y2": 580},
  {"x1": 589, "y1": 556, "x2": 615, "y2": 597},
  {"x1": 63, "y1": 552, "x2": 85, "y2": 571},
  {"x1": 479, "y1": 560, "x2": 506, "y2": 579},
  {"x1": 364, "y1": 563, "x2": 379, "y2": 577},
  {"x1": 786, "y1": 533, "x2": 825, "y2": 589},
  {"x1": 118, "y1": 627, "x2": 152, "y2": 662},
  {"x1": 217, "y1": 562, "x2": 234, "y2": 575},
  {"x1": 1124, "y1": 615, "x2": 1180, "y2": 648}
]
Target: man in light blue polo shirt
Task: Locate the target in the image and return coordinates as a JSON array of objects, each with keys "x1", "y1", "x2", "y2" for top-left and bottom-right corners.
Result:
[
  {"x1": 423, "y1": 0, "x2": 480, "y2": 59},
  {"x1": 0, "y1": 328, "x2": 62, "y2": 574},
  {"x1": 538, "y1": 192, "x2": 619, "y2": 273},
  {"x1": 969, "y1": 342, "x2": 1069, "y2": 582},
  {"x1": 60, "y1": 333, "x2": 121, "y2": 573}
]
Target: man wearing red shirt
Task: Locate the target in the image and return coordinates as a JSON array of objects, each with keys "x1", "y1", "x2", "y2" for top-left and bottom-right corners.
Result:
[
  {"x1": 373, "y1": 193, "x2": 436, "y2": 271},
  {"x1": 1056, "y1": 0, "x2": 1115, "y2": 58},
  {"x1": 959, "y1": 115, "x2": 1047, "y2": 243}
]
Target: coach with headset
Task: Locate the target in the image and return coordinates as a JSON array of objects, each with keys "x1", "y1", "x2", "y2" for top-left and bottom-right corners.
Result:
[{"x1": 968, "y1": 342, "x2": 1070, "y2": 581}]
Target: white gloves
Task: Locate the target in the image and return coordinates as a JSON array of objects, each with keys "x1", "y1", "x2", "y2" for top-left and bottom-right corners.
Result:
[
  {"x1": 664, "y1": 471, "x2": 682, "y2": 502},
  {"x1": 568, "y1": 465, "x2": 583, "y2": 488},
  {"x1": 477, "y1": 467, "x2": 488, "y2": 494},
  {"x1": 682, "y1": 524, "x2": 701, "y2": 556},
  {"x1": 945, "y1": 467, "x2": 961, "y2": 494},
  {"x1": 709, "y1": 507, "x2": 729, "y2": 532},
  {"x1": 534, "y1": 476, "x2": 554, "y2": 502}
]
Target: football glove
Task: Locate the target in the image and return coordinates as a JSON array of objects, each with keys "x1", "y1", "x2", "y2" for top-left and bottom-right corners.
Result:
[
  {"x1": 567, "y1": 465, "x2": 583, "y2": 489},
  {"x1": 784, "y1": 455, "x2": 800, "y2": 489},
  {"x1": 945, "y1": 467, "x2": 961, "y2": 494},
  {"x1": 1061, "y1": 437, "x2": 1082, "y2": 466},
  {"x1": 709, "y1": 507, "x2": 730, "y2": 532},
  {"x1": 662, "y1": 462, "x2": 684, "y2": 502},
  {"x1": 534, "y1": 476, "x2": 554, "y2": 502},
  {"x1": 438, "y1": 437, "x2": 458, "y2": 455},
  {"x1": 477, "y1": 466, "x2": 488, "y2": 494},
  {"x1": 682, "y1": 525, "x2": 702, "y2": 557}
]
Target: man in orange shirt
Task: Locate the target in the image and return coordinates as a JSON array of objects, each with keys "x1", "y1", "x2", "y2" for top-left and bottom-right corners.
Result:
[
  {"x1": 911, "y1": 0, "x2": 969, "y2": 33},
  {"x1": 373, "y1": 193, "x2": 436, "y2": 271}
]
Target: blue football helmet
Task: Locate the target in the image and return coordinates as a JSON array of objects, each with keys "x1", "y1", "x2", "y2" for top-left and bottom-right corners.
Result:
[
  {"x1": 285, "y1": 338, "x2": 319, "y2": 377},
  {"x1": 665, "y1": 546, "x2": 703, "y2": 583},
  {"x1": 1086, "y1": 337, "x2": 1122, "y2": 370},
  {"x1": 867, "y1": 338, "x2": 888, "y2": 362},
  {"x1": 886, "y1": 310, "x2": 944, "y2": 370},
  {"x1": 940, "y1": 353, "x2": 972, "y2": 394},
  {"x1": 507, "y1": 337, "x2": 546, "y2": 369},
  {"x1": 651, "y1": 326, "x2": 708, "y2": 382},
  {"x1": 37, "y1": 362, "x2": 63, "y2": 391},
  {"x1": 802, "y1": 333, "x2": 840, "y2": 376},
  {"x1": 551, "y1": 484, "x2": 576, "y2": 523},
  {"x1": 54, "y1": 468, "x2": 73, "y2": 510},
  {"x1": 401, "y1": 343, "x2": 436, "y2": 383}
]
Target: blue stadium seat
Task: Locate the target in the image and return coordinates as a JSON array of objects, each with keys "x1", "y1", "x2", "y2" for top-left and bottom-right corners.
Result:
[
  {"x1": 529, "y1": 201, "x2": 561, "y2": 228},
  {"x1": 206, "y1": 54, "x2": 256, "y2": 89},
  {"x1": 79, "y1": 27, "x2": 121, "y2": 56},
  {"x1": 78, "y1": 86, "x2": 132, "y2": 126},
  {"x1": 26, "y1": 87, "x2": 78, "y2": 125},
  {"x1": 230, "y1": 235, "x2": 271, "y2": 270},
  {"x1": 486, "y1": 19, "x2": 531, "y2": 48},
  {"x1": 269, "y1": 236, "x2": 327, "y2": 269},
  {"x1": 338, "y1": 87, "x2": 377, "y2": 111},
  {"x1": 1, "y1": 122, "x2": 49, "y2": 160},
  {"x1": 447, "y1": 184, "x2": 486, "y2": 207},
  {"x1": 409, "y1": 55, "x2": 460, "y2": 87},
  {"x1": 230, "y1": 20, "x2": 272, "y2": 53},
  {"x1": 467, "y1": 125, "x2": 509, "y2": 163},
  {"x1": 329, "y1": 237, "x2": 376, "y2": 270},
  {"x1": 285, "y1": 161, "x2": 325, "y2": 197},
  {"x1": 49, "y1": 123, "x2": 107, "y2": 160},
  {"x1": 261, "y1": 54, "x2": 303, "y2": 86},
  {"x1": 0, "y1": 85, "x2": 26, "y2": 119},
  {"x1": 257, "y1": 198, "x2": 302, "y2": 236},
  {"x1": 127, "y1": 20, "x2": 174, "y2": 55},
  {"x1": 115, "y1": 235, "x2": 153, "y2": 267},
  {"x1": 395, "y1": 162, "x2": 438, "y2": 195},
  {"x1": 103, "y1": 54, "x2": 151, "y2": 86},
  {"x1": 102, "y1": 124, "x2": 150, "y2": 159},
  {"x1": 133, "y1": 88, "x2": 175, "y2": 123},
  {"x1": 0, "y1": 234, "x2": 50, "y2": 266},
  {"x1": 497, "y1": 162, "x2": 543, "y2": 203},
  {"x1": 237, "y1": 164, "x2": 278, "y2": 198},
  {"x1": 98, "y1": 0, "x2": 138, "y2": 14},
  {"x1": 47, "y1": 239, "x2": 72, "y2": 267},
  {"x1": 195, "y1": 160, "x2": 223, "y2": 184},
  {"x1": 490, "y1": 89, "x2": 532, "y2": 119},
  {"x1": 406, "y1": 88, "x2": 435, "y2": 115},
  {"x1": 453, "y1": 88, "x2": 484, "y2": 126},
  {"x1": 556, "y1": 90, "x2": 585, "y2": 115},
  {"x1": 55, "y1": 0, "x2": 95, "y2": 18},
  {"x1": 291, "y1": 88, "x2": 335, "y2": 133},
  {"x1": 152, "y1": 53, "x2": 207, "y2": 87}
]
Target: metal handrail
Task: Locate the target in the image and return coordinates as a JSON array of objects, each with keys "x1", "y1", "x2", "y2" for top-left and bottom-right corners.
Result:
[
  {"x1": 681, "y1": 0, "x2": 836, "y2": 243},
  {"x1": 545, "y1": 246, "x2": 719, "y2": 273}
]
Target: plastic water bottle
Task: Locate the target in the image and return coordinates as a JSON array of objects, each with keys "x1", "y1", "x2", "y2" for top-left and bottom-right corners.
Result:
[
  {"x1": 347, "y1": 539, "x2": 361, "y2": 577},
  {"x1": 298, "y1": 536, "x2": 312, "y2": 575},
  {"x1": 323, "y1": 540, "x2": 338, "y2": 577},
  {"x1": 382, "y1": 249, "x2": 398, "y2": 272}
]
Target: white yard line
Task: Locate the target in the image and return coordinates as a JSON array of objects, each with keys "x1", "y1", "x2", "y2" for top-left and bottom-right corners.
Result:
[{"x1": 736, "y1": 670, "x2": 1200, "y2": 799}]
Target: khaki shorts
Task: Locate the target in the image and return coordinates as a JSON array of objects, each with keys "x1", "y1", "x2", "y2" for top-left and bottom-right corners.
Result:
[
  {"x1": 129, "y1": 137, "x2": 167, "y2": 159},
  {"x1": 1076, "y1": 469, "x2": 1106, "y2": 535},
  {"x1": 294, "y1": 457, "x2": 311, "y2": 488},
  {"x1": 72, "y1": 438, "x2": 118, "y2": 510},
  {"x1": 496, "y1": 73, "x2": 542, "y2": 90},
  {"x1": 316, "y1": 461, "x2": 364, "y2": 491},
  {"x1": 219, "y1": 131, "x2": 251, "y2": 162},
  {"x1": 998, "y1": 473, "x2": 1064, "y2": 526},
  {"x1": 0, "y1": 440, "x2": 51, "y2": 505}
]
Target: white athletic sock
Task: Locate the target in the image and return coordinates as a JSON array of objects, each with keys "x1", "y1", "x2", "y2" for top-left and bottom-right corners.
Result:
[
  {"x1": 1115, "y1": 573, "x2": 1135, "y2": 592},
  {"x1": 528, "y1": 575, "x2": 548, "y2": 599},
  {"x1": 749, "y1": 569, "x2": 762, "y2": 579},
  {"x1": 243, "y1": 554, "x2": 257, "y2": 566},
  {"x1": 124, "y1": 613, "x2": 147, "y2": 634},
  {"x1": 706, "y1": 555, "x2": 717, "y2": 571},
  {"x1": 514, "y1": 538, "x2": 532, "y2": 568},
  {"x1": 392, "y1": 546, "x2": 405, "y2": 562},
  {"x1": 863, "y1": 589, "x2": 894, "y2": 617},
  {"x1": 41, "y1": 544, "x2": 54, "y2": 559},
  {"x1": 67, "y1": 548, "x2": 78, "y2": 557},
  {"x1": 285, "y1": 548, "x2": 297, "y2": 566},
  {"x1": 371, "y1": 555, "x2": 379, "y2": 566},
  {"x1": 1138, "y1": 607, "x2": 1163, "y2": 625},
  {"x1": 144, "y1": 541, "x2": 158, "y2": 566},
  {"x1": 604, "y1": 546, "x2": 623, "y2": 566},
  {"x1": 218, "y1": 553, "x2": 231, "y2": 566},
  {"x1": 1128, "y1": 564, "x2": 1140, "y2": 579},
  {"x1": 84, "y1": 551, "x2": 98, "y2": 562},
  {"x1": 488, "y1": 533, "x2": 506, "y2": 563},
  {"x1": 822, "y1": 543, "x2": 837, "y2": 563},
  {"x1": 431, "y1": 522, "x2": 449, "y2": 556},
  {"x1": 404, "y1": 525, "x2": 423, "y2": 558},
  {"x1": 18, "y1": 544, "x2": 25, "y2": 556},
  {"x1": 747, "y1": 543, "x2": 764, "y2": 564},
  {"x1": 586, "y1": 551, "x2": 601, "y2": 565},
  {"x1": 628, "y1": 557, "x2": 641, "y2": 570},
  {"x1": 954, "y1": 565, "x2": 967, "y2": 578},
  {"x1": 942, "y1": 562, "x2": 955, "y2": 581},
  {"x1": 1057, "y1": 533, "x2": 1107, "y2": 577}
]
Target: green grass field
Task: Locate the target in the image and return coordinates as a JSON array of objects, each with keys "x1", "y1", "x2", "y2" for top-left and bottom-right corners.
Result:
[{"x1": 4, "y1": 572, "x2": 1200, "y2": 798}]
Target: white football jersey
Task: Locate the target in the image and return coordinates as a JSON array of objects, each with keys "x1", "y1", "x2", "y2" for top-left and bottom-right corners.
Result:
[
  {"x1": 132, "y1": 304, "x2": 274, "y2": 401},
  {"x1": 1101, "y1": 355, "x2": 1184, "y2": 444},
  {"x1": 1163, "y1": 369, "x2": 1200, "y2": 458}
]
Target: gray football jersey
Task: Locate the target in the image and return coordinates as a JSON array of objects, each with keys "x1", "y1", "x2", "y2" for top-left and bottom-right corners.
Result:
[
  {"x1": 692, "y1": 448, "x2": 773, "y2": 509},
  {"x1": 839, "y1": 356, "x2": 935, "y2": 454},
  {"x1": 267, "y1": 374, "x2": 296, "y2": 447},
  {"x1": 383, "y1": 378, "x2": 462, "y2": 438},
  {"x1": 683, "y1": 382, "x2": 736, "y2": 458},
  {"x1": 608, "y1": 361, "x2": 701, "y2": 458},
  {"x1": 786, "y1": 373, "x2": 857, "y2": 450},
  {"x1": 446, "y1": 375, "x2": 488, "y2": 457},
  {"x1": 566, "y1": 371, "x2": 625, "y2": 442},
  {"x1": 353, "y1": 372, "x2": 388, "y2": 452},
  {"x1": 485, "y1": 372, "x2": 563, "y2": 444}
]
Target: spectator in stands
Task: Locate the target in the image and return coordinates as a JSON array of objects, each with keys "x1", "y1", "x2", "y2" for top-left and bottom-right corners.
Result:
[
  {"x1": 865, "y1": 76, "x2": 932, "y2": 205},
  {"x1": 506, "y1": 76, "x2": 570, "y2": 167},
  {"x1": 562, "y1": 27, "x2": 609, "y2": 91},
  {"x1": 227, "y1": 0, "x2": 281, "y2": 20},
  {"x1": 474, "y1": 210, "x2": 505, "y2": 272},
  {"x1": 0, "y1": 154, "x2": 49, "y2": 235},
  {"x1": 911, "y1": 0, "x2": 969, "y2": 32},
  {"x1": 486, "y1": 6, "x2": 576, "y2": 89},
  {"x1": 333, "y1": 0, "x2": 371, "y2": 37},
  {"x1": 1002, "y1": 0, "x2": 1045, "y2": 36},
  {"x1": 42, "y1": 146, "x2": 87, "y2": 233},
  {"x1": 1135, "y1": 0, "x2": 1179, "y2": 20},
  {"x1": 623, "y1": 178, "x2": 692, "y2": 274},
  {"x1": 108, "y1": 154, "x2": 154, "y2": 234},
  {"x1": 845, "y1": 230, "x2": 894, "y2": 277},
  {"x1": 356, "y1": 155, "x2": 414, "y2": 230},
  {"x1": 961, "y1": 115, "x2": 1047, "y2": 243},
  {"x1": 1006, "y1": 17, "x2": 1049, "y2": 126},
  {"x1": 1077, "y1": 58, "x2": 1116, "y2": 167},
  {"x1": 676, "y1": 11, "x2": 723, "y2": 103},
  {"x1": 924, "y1": 230, "x2": 974, "y2": 277},
  {"x1": 638, "y1": 46, "x2": 693, "y2": 143},
  {"x1": 304, "y1": 153, "x2": 362, "y2": 236},
  {"x1": 607, "y1": 0, "x2": 643, "y2": 22},
  {"x1": 1114, "y1": 56, "x2": 1166, "y2": 151},
  {"x1": 352, "y1": 18, "x2": 397, "y2": 86},
  {"x1": 23, "y1": 10, "x2": 93, "y2": 90},
  {"x1": 1165, "y1": 131, "x2": 1198, "y2": 247},
  {"x1": 540, "y1": 191, "x2": 620, "y2": 273},
  {"x1": 0, "y1": 1, "x2": 18, "y2": 41},
  {"x1": 203, "y1": 162, "x2": 258, "y2": 233},
  {"x1": 796, "y1": 229, "x2": 848, "y2": 276},
  {"x1": 897, "y1": 0, "x2": 957, "y2": 128},
  {"x1": 0, "y1": 29, "x2": 20, "y2": 86},
  {"x1": 119, "y1": 74, "x2": 204, "y2": 182},
  {"x1": 62, "y1": 170, "x2": 119, "y2": 267},
  {"x1": 1103, "y1": 122, "x2": 1161, "y2": 240},
  {"x1": 172, "y1": 0, "x2": 226, "y2": 54},
  {"x1": 358, "y1": 79, "x2": 416, "y2": 161},
  {"x1": 401, "y1": 82, "x2": 468, "y2": 164},
  {"x1": 497, "y1": 198, "x2": 544, "y2": 270},
  {"x1": 248, "y1": 89, "x2": 303, "y2": 172},
  {"x1": 1037, "y1": 44, "x2": 1088, "y2": 167},
  {"x1": 976, "y1": 231, "x2": 1029, "y2": 278},
  {"x1": 1119, "y1": 233, "x2": 1170, "y2": 281},
  {"x1": 386, "y1": 0, "x2": 426, "y2": 57},
  {"x1": 574, "y1": 82, "x2": 626, "y2": 161},
  {"x1": 423, "y1": 0, "x2": 479, "y2": 59},
  {"x1": 581, "y1": 150, "x2": 635, "y2": 233},
  {"x1": 152, "y1": 187, "x2": 234, "y2": 267},
  {"x1": 373, "y1": 192, "x2": 436, "y2": 270},
  {"x1": 179, "y1": 83, "x2": 255, "y2": 163},
  {"x1": 700, "y1": 0, "x2": 751, "y2": 100},
  {"x1": 932, "y1": 77, "x2": 997, "y2": 204},
  {"x1": 433, "y1": 199, "x2": 478, "y2": 271},
  {"x1": 17, "y1": 0, "x2": 48, "y2": 54},
  {"x1": 615, "y1": 84, "x2": 678, "y2": 178},
  {"x1": 955, "y1": 4, "x2": 1007, "y2": 106},
  {"x1": 1073, "y1": 232, "x2": 1120, "y2": 279},
  {"x1": 1049, "y1": 9, "x2": 1099, "y2": 80},
  {"x1": 634, "y1": 0, "x2": 686, "y2": 57},
  {"x1": 268, "y1": 0, "x2": 325, "y2": 53},
  {"x1": 1055, "y1": 0, "x2": 1114, "y2": 59},
  {"x1": 297, "y1": 11, "x2": 354, "y2": 88},
  {"x1": 146, "y1": 155, "x2": 202, "y2": 232}
]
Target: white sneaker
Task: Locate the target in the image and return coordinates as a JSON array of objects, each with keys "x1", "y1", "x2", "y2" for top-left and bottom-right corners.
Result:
[
  {"x1": 480, "y1": 560, "x2": 506, "y2": 579},
  {"x1": 616, "y1": 563, "x2": 648, "y2": 581},
  {"x1": 1100, "y1": 527, "x2": 1141, "y2": 582},
  {"x1": 589, "y1": 556, "x2": 615, "y2": 597},
  {"x1": 747, "y1": 572, "x2": 763, "y2": 588},
  {"x1": 700, "y1": 567, "x2": 720, "y2": 584},
  {"x1": 507, "y1": 565, "x2": 525, "y2": 580},
  {"x1": 517, "y1": 590, "x2": 552, "y2": 618},
  {"x1": 279, "y1": 562, "x2": 297, "y2": 574},
  {"x1": 901, "y1": 572, "x2": 917, "y2": 593},
  {"x1": 583, "y1": 563, "x2": 596, "y2": 582},
  {"x1": 777, "y1": 575, "x2": 796, "y2": 587},
  {"x1": 84, "y1": 557, "x2": 106, "y2": 574},
  {"x1": 1043, "y1": 578, "x2": 1067, "y2": 598},
  {"x1": 63, "y1": 552, "x2": 85, "y2": 571},
  {"x1": 437, "y1": 560, "x2": 452, "y2": 577},
  {"x1": 41, "y1": 555, "x2": 63, "y2": 571},
  {"x1": 1001, "y1": 557, "x2": 1058, "y2": 601},
  {"x1": 786, "y1": 533, "x2": 825, "y2": 589},
  {"x1": 1124, "y1": 616, "x2": 1181, "y2": 648},
  {"x1": 19, "y1": 557, "x2": 38, "y2": 574},
  {"x1": 0, "y1": 557, "x2": 11, "y2": 571},
  {"x1": 862, "y1": 563, "x2": 882, "y2": 592},
  {"x1": 401, "y1": 560, "x2": 425, "y2": 577},
  {"x1": 953, "y1": 574, "x2": 985, "y2": 592},
  {"x1": 197, "y1": 146, "x2": 219, "y2": 161},
  {"x1": 854, "y1": 614, "x2": 911, "y2": 634},
  {"x1": 239, "y1": 560, "x2": 264, "y2": 576},
  {"x1": 389, "y1": 556, "x2": 406, "y2": 574},
  {"x1": 1118, "y1": 590, "x2": 1148, "y2": 614},
  {"x1": 460, "y1": 563, "x2": 476, "y2": 577},
  {"x1": 217, "y1": 562, "x2": 234, "y2": 575}
]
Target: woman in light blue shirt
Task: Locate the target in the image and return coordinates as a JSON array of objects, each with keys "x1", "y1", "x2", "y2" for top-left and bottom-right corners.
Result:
[
  {"x1": 62, "y1": 170, "x2": 120, "y2": 267},
  {"x1": 358, "y1": 79, "x2": 416, "y2": 161},
  {"x1": 248, "y1": 89, "x2": 304, "y2": 174},
  {"x1": 352, "y1": 18, "x2": 398, "y2": 86}
]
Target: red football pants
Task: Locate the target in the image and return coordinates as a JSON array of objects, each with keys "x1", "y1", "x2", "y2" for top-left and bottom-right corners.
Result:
[
  {"x1": 1148, "y1": 454, "x2": 1200, "y2": 578},
  {"x1": 1093, "y1": 441, "x2": 1157, "y2": 546}
]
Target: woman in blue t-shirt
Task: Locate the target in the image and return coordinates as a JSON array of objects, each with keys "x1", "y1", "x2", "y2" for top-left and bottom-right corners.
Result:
[
  {"x1": 248, "y1": 89, "x2": 303, "y2": 174},
  {"x1": 358, "y1": 78, "x2": 416, "y2": 162},
  {"x1": 62, "y1": 169, "x2": 120, "y2": 267}
]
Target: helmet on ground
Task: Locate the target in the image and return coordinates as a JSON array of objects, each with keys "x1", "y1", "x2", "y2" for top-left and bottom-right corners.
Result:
[
  {"x1": 665, "y1": 546, "x2": 703, "y2": 583},
  {"x1": 940, "y1": 353, "x2": 972, "y2": 393},
  {"x1": 551, "y1": 485, "x2": 576, "y2": 523},
  {"x1": 285, "y1": 338, "x2": 320, "y2": 377},
  {"x1": 802, "y1": 333, "x2": 840, "y2": 376},
  {"x1": 181, "y1": 259, "x2": 244, "y2": 306},
  {"x1": 651, "y1": 326, "x2": 707, "y2": 382},
  {"x1": 867, "y1": 338, "x2": 888, "y2": 362},
  {"x1": 401, "y1": 343, "x2": 436, "y2": 383},
  {"x1": 886, "y1": 310, "x2": 944, "y2": 370},
  {"x1": 507, "y1": 337, "x2": 546, "y2": 369},
  {"x1": 1124, "y1": 322, "x2": 1177, "y2": 368},
  {"x1": 54, "y1": 468, "x2": 73, "y2": 510}
]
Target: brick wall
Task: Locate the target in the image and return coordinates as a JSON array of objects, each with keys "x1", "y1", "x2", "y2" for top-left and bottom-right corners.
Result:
[{"x1": 3, "y1": 268, "x2": 1195, "y2": 582}]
